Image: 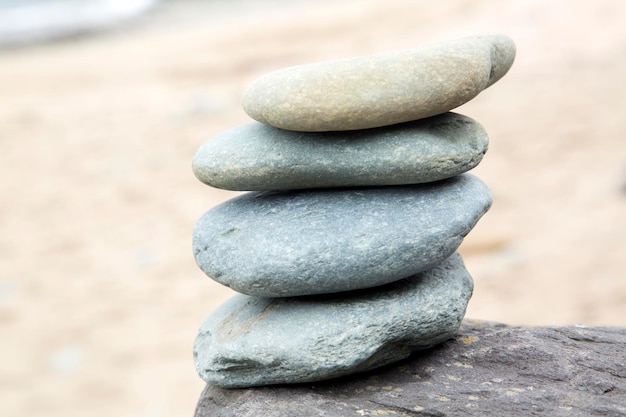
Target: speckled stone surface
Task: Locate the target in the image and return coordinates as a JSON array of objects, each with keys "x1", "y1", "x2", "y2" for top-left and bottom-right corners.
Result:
[
  {"x1": 242, "y1": 33, "x2": 515, "y2": 131},
  {"x1": 192, "y1": 113, "x2": 488, "y2": 191},
  {"x1": 194, "y1": 252, "x2": 473, "y2": 388},
  {"x1": 195, "y1": 322, "x2": 626, "y2": 416},
  {"x1": 192, "y1": 174, "x2": 491, "y2": 297}
]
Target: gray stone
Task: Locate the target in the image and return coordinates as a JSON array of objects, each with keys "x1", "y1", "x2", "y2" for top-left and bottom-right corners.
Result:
[
  {"x1": 195, "y1": 321, "x2": 626, "y2": 417},
  {"x1": 192, "y1": 113, "x2": 488, "y2": 191},
  {"x1": 194, "y1": 252, "x2": 473, "y2": 388},
  {"x1": 242, "y1": 33, "x2": 515, "y2": 131},
  {"x1": 192, "y1": 174, "x2": 491, "y2": 297}
]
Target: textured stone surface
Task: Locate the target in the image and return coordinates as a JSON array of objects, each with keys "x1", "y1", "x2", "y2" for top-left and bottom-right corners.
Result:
[
  {"x1": 194, "y1": 253, "x2": 473, "y2": 388},
  {"x1": 243, "y1": 33, "x2": 515, "y2": 131},
  {"x1": 192, "y1": 113, "x2": 488, "y2": 191},
  {"x1": 195, "y1": 321, "x2": 626, "y2": 417},
  {"x1": 192, "y1": 174, "x2": 491, "y2": 297}
]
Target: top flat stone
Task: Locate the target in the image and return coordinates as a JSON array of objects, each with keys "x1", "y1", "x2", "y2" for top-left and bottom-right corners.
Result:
[{"x1": 243, "y1": 33, "x2": 515, "y2": 132}]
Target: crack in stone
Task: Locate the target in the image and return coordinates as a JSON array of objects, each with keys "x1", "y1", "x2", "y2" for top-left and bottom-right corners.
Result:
[{"x1": 366, "y1": 400, "x2": 446, "y2": 417}]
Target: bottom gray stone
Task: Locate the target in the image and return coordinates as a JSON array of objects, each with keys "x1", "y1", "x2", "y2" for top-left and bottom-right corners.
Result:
[
  {"x1": 195, "y1": 321, "x2": 626, "y2": 417},
  {"x1": 193, "y1": 252, "x2": 473, "y2": 388}
]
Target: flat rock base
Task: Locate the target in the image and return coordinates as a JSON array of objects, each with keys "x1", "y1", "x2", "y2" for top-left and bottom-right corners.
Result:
[{"x1": 195, "y1": 320, "x2": 626, "y2": 417}]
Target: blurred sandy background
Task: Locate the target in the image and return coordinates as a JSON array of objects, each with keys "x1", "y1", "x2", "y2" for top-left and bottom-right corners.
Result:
[{"x1": 1, "y1": 0, "x2": 625, "y2": 416}]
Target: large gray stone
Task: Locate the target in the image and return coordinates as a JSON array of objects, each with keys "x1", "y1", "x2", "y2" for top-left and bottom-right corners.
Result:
[
  {"x1": 192, "y1": 113, "x2": 488, "y2": 191},
  {"x1": 242, "y1": 33, "x2": 515, "y2": 131},
  {"x1": 195, "y1": 321, "x2": 626, "y2": 417},
  {"x1": 192, "y1": 174, "x2": 491, "y2": 297},
  {"x1": 194, "y1": 253, "x2": 473, "y2": 388}
]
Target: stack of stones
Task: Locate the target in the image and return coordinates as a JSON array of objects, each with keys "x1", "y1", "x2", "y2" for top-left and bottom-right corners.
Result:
[{"x1": 191, "y1": 33, "x2": 515, "y2": 389}]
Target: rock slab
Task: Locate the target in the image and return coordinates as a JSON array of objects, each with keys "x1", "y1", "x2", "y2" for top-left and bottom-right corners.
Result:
[
  {"x1": 195, "y1": 321, "x2": 626, "y2": 417},
  {"x1": 192, "y1": 113, "x2": 488, "y2": 191},
  {"x1": 194, "y1": 253, "x2": 473, "y2": 388},
  {"x1": 243, "y1": 33, "x2": 516, "y2": 131},
  {"x1": 192, "y1": 174, "x2": 491, "y2": 297}
]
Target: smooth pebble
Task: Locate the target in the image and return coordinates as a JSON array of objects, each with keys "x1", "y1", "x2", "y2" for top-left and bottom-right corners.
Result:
[
  {"x1": 192, "y1": 112, "x2": 488, "y2": 191},
  {"x1": 192, "y1": 174, "x2": 491, "y2": 297},
  {"x1": 194, "y1": 252, "x2": 473, "y2": 388},
  {"x1": 243, "y1": 33, "x2": 515, "y2": 131}
]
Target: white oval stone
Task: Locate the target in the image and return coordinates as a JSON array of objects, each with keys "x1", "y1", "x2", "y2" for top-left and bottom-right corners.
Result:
[{"x1": 243, "y1": 33, "x2": 515, "y2": 131}]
